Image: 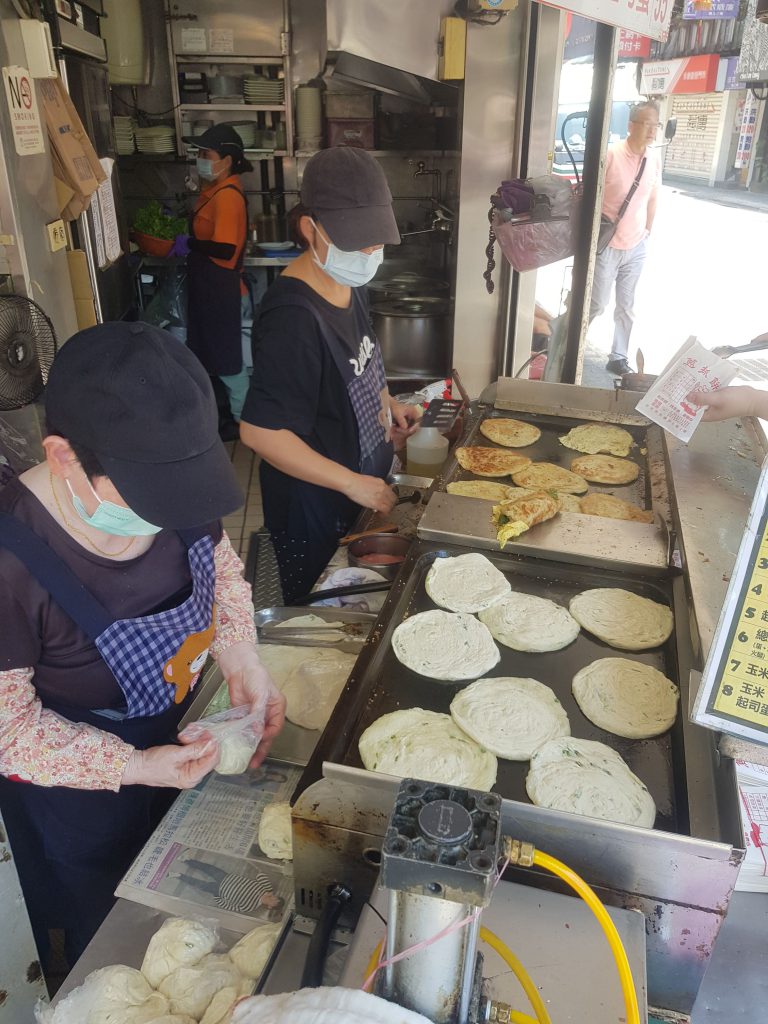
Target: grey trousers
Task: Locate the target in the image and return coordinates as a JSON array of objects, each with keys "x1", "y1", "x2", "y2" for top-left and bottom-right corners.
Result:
[{"x1": 589, "y1": 237, "x2": 647, "y2": 361}]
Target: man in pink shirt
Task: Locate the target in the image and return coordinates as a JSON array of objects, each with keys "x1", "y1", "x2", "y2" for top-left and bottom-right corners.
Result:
[{"x1": 590, "y1": 101, "x2": 662, "y2": 375}]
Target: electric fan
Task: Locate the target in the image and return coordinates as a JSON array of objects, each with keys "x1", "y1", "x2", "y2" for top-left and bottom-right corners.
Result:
[{"x1": 0, "y1": 294, "x2": 58, "y2": 411}]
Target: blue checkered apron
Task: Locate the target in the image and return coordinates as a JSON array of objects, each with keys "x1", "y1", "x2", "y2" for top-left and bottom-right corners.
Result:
[{"x1": 95, "y1": 535, "x2": 216, "y2": 717}]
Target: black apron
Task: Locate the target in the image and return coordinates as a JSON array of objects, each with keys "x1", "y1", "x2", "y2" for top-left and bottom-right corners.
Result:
[
  {"x1": 0, "y1": 515, "x2": 213, "y2": 967},
  {"x1": 186, "y1": 182, "x2": 248, "y2": 377},
  {"x1": 257, "y1": 289, "x2": 395, "y2": 602}
]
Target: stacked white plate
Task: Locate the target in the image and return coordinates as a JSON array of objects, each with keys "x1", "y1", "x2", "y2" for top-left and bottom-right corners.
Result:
[
  {"x1": 134, "y1": 125, "x2": 176, "y2": 154},
  {"x1": 114, "y1": 115, "x2": 135, "y2": 155},
  {"x1": 229, "y1": 123, "x2": 257, "y2": 148},
  {"x1": 243, "y1": 75, "x2": 284, "y2": 105},
  {"x1": 296, "y1": 84, "x2": 322, "y2": 150}
]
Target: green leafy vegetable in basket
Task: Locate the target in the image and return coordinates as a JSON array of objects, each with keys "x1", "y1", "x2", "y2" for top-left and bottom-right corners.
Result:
[{"x1": 132, "y1": 201, "x2": 187, "y2": 240}]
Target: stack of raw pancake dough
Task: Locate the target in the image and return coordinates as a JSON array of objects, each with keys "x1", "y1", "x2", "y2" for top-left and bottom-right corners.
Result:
[
  {"x1": 449, "y1": 419, "x2": 653, "y2": 533},
  {"x1": 358, "y1": 553, "x2": 678, "y2": 830}
]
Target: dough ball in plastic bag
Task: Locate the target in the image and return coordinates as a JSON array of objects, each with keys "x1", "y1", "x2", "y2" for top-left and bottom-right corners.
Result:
[
  {"x1": 228, "y1": 924, "x2": 281, "y2": 979},
  {"x1": 257, "y1": 803, "x2": 292, "y2": 860},
  {"x1": 90, "y1": 992, "x2": 170, "y2": 1024},
  {"x1": 149, "y1": 1018, "x2": 198, "y2": 1024},
  {"x1": 141, "y1": 917, "x2": 218, "y2": 988},
  {"x1": 41, "y1": 966, "x2": 158, "y2": 1024},
  {"x1": 216, "y1": 731, "x2": 258, "y2": 775},
  {"x1": 159, "y1": 955, "x2": 242, "y2": 1020}
]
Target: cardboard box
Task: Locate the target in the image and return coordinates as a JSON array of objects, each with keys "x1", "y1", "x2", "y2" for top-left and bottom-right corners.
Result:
[
  {"x1": 67, "y1": 250, "x2": 97, "y2": 329},
  {"x1": 38, "y1": 76, "x2": 105, "y2": 219}
]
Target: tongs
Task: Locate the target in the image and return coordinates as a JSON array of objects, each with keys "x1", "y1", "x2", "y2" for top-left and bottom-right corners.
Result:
[
  {"x1": 713, "y1": 333, "x2": 768, "y2": 359},
  {"x1": 258, "y1": 617, "x2": 374, "y2": 653}
]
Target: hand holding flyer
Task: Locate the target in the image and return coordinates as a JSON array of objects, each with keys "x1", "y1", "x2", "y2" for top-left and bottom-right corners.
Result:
[{"x1": 635, "y1": 337, "x2": 739, "y2": 443}]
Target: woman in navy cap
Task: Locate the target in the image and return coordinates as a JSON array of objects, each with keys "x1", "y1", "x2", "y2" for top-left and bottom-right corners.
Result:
[
  {"x1": 0, "y1": 322, "x2": 285, "y2": 974},
  {"x1": 240, "y1": 147, "x2": 420, "y2": 602},
  {"x1": 172, "y1": 124, "x2": 253, "y2": 436}
]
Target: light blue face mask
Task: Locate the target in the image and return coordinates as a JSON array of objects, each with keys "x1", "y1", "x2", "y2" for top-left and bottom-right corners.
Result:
[
  {"x1": 67, "y1": 478, "x2": 162, "y2": 538},
  {"x1": 310, "y1": 220, "x2": 384, "y2": 287},
  {"x1": 196, "y1": 156, "x2": 225, "y2": 181}
]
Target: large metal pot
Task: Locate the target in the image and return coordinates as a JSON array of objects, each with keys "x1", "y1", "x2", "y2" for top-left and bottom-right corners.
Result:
[{"x1": 371, "y1": 297, "x2": 452, "y2": 378}]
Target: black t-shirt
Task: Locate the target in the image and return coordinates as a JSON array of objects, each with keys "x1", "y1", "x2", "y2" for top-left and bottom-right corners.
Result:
[
  {"x1": 241, "y1": 277, "x2": 393, "y2": 541},
  {"x1": 0, "y1": 476, "x2": 221, "y2": 711}
]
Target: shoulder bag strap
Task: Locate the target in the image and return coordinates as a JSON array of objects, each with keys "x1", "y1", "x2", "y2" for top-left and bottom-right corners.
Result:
[{"x1": 614, "y1": 156, "x2": 647, "y2": 226}]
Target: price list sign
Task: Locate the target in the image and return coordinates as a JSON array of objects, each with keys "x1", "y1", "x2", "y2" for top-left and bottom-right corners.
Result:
[{"x1": 694, "y1": 458, "x2": 768, "y2": 743}]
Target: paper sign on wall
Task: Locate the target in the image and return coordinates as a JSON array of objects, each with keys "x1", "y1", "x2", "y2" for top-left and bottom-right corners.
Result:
[
  {"x1": 209, "y1": 29, "x2": 234, "y2": 54},
  {"x1": 3, "y1": 65, "x2": 45, "y2": 156},
  {"x1": 96, "y1": 157, "x2": 121, "y2": 267},
  {"x1": 181, "y1": 27, "x2": 207, "y2": 53}
]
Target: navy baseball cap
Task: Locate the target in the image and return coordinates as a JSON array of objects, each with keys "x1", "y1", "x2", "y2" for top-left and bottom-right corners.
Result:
[
  {"x1": 300, "y1": 147, "x2": 400, "y2": 251},
  {"x1": 45, "y1": 322, "x2": 244, "y2": 529}
]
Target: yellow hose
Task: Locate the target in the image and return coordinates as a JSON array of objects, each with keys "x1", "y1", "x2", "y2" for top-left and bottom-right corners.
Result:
[
  {"x1": 480, "y1": 927, "x2": 552, "y2": 1024},
  {"x1": 363, "y1": 940, "x2": 384, "y2": 992},
  {"x1": 532, "y1": 850, "x2": 641, "y2": 1024}
]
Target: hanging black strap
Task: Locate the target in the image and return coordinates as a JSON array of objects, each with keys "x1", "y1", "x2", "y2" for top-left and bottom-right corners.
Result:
[
  {"x1": 0, "y1": 512, "x2": 113, "y2": 642},
  {"x1": 0, "y1": 515, "x2": 210, "y2": 643},
  {"x1": 614, "y1": 157, "x2": 647, "y2": 226}
]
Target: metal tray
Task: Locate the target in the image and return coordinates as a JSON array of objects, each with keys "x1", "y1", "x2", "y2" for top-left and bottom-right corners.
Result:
[
  {"x1": 440, "y1": 409, "x2": 654, "y2": 512},
  {"x1": 303, "y1": 542, "x2": 689, "y2": 836}
]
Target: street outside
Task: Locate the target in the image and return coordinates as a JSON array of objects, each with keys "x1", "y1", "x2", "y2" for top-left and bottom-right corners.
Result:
[{"x1": 534, "y1": 180, "x2": 768, "y2": 388}]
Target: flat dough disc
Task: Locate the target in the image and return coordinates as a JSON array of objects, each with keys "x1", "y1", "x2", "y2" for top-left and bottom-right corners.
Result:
[
  {"x1": 479, "y1": 417, "x2": 541, "y2": 447},
  {"x1": 526, "y1": 736, "x2": 656, "y2": 828},
  {"x1": 447, "y1": 480, "x2": 513, "y2": 502},
  {"x1": 450, "y1": 676, "x2": 570, "y2": 760},
  {"x1": 359, "y1": 708, "x2": 498, "y2": 790},
  {"x1": 572, "y1": 657, "x2": 679, "y2": 738},
  {"x1": 512, "y1": 463, "x2": 588, "y2": 494},
  {"x1": 425, "y1": 552, "x2": 511, "y2": 613},
  {"x1": 569, "y1": 588, "x2": 673, "y2": 651},
  {"x1": 479, "y1": 592, "x2": 580, "y2": 652},
  {"x1": 455, "y1": 446, "x2": 532, "y2": 478},
  {"x1": 559, "y1": 423, "x2": 634, "y2": 457},
  {"x1": 579, "y1": 493, "x2": 653, "y2": 523},
  {"x1": 258, "y1": 801, "x2": 293, "y2": 860},
  {"x1": 570, "y1": 454, "x2": 639, "y2": 485},
  {"x1": 256, "y1": 645, "x2": 356, "y2": 731},
  {"x1": 392, "y1": 610, "x2": 500, "y2": 681}
]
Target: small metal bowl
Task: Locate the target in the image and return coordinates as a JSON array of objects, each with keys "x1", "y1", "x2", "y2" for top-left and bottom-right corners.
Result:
[{"x1": 348, "y1": 534, "x2": 411, "y2": 580}]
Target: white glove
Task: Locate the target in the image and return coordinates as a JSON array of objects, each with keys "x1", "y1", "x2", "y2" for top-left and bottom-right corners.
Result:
[{"x1": 232, "y1": 986, "x2": 432, "y2": 1024}]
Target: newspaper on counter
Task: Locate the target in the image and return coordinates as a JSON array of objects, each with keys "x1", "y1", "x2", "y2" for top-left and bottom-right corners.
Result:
[
  {"x1": 735, "y1": 761, "x2": 768, "y2": 892},
  {"x1": 116, "y1": 762, "x2": 301, "y2": 933},
  {"x1": 635, "y1": 337, "x2": 739, "y2": 443}
]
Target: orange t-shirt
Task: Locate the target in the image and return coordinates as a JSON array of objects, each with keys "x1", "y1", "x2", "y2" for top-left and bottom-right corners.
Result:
[{"x1": 192, "y1": 175, "x2": 247, "y2": 294}]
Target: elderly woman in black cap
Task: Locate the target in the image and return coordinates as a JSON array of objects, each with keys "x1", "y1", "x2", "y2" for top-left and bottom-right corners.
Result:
[
  {"x1": 240, "y1": 148, "x2": 420, "y2": 603},
  {"x1": 171, "y1": 124, "x2": 253, "y2": 433},
  {"x1": 0, "y1": 322, "x2": 285, "y2": 972}
]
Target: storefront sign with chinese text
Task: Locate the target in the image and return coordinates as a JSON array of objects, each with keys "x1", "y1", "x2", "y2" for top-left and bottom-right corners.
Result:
[
  {"x1": 640, "y1": 54, "x2": 720, "y2": 94},
  {"x1": 683, "y1": 0, "x2": 740, "y2": 19},
  {"x1": 544, "y1": 0, "x2": 673, "y2": 42},
  {"x1": 619, "y1": 30, "x2": 652, "y2": 58}
]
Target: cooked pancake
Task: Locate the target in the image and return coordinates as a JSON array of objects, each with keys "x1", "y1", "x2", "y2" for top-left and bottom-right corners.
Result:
[
  {"x1": 555, "y1": 492, "x2": 582, "y2": 513},
  {"x1": 455, "y1": 446, "x2": 532, "y2": 478},
  {"x1": 569, "y1": 587, "x2": 673, "y2": 650},
  {"x1": 359, "y1": 708, "x2": 498, "y2": 790},
  {"x1": 526, "y1": 736, "x2": 656, "y2": 828},
  {"x1": 559, "y1": 423, "x2": 634, "y2": 457},
  {"x1": 425, "y1": 552, "x2": 511, "y2": 613},
  {"x1": 391, "y1": 609, "x2": 500, "y2": 681},
  {"x1": 479, "y1": 591, "x2": 580, "y2": 652},
  {"x1": 579, "y1": 493, "x2": 653, "y2": 523},
  {"x1": 492, "y1": 491, "x2": 559, "y2": 547},
  {"x1": 570, "y1": 454, "x2": 639, "y2": 485},
  {"x1": 479, "y1": 417, "x2": 541, "y2": 448},
  {"x1": 447, "y1": 480, "x2": 514, "y2": 502},
  {"x1": 572, "y1": 658, "x2": 679, "y2": 739},
  {"x1": 511, "y1": 462, "x2": 589, "y2": 494},
  {"x1": 504, "y1": 486, "x2": 581, "y2": 514},
  {"x1": 450, "y1": 676, "x2": 570, "y2": 760}
]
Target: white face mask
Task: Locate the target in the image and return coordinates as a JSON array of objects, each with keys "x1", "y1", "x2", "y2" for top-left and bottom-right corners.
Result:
[
  {"x1": 196, "y1": 155, "x2": 225, "y2": 181},
  {"x1": 309, "y1": 220, "x2": 384, "y2": 287}
]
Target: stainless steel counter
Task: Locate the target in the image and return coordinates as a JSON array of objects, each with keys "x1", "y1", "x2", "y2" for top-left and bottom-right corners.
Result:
[{"x1": 136, "y1": 253, "x2": 296, "y2": 270}]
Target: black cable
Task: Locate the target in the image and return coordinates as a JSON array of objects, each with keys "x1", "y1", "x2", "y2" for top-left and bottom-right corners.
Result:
[
  {"x1": 751, "y1": 84, "x2": 768, "y2": 101},
  {"x1": 112, "y1": 92, "x2": 183, "y2": 119},
  {"x1": 365, "y1": 899, "x2": 387, "y2": 927},
  {"x1": 300, "y1": 884, "x2": 352, "y2": 988}
]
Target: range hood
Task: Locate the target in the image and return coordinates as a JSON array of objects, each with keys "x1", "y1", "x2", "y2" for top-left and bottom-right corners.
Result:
[{"x1": 325, "y1": 0, "x2": 458, "y2": 105}]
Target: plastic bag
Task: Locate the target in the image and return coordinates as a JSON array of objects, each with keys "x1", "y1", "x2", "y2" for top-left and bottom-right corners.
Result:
[
  {"x1": 142, "y1": 266, "x2": 188, "y2": 330},
  {"x1": 179, "y1": 705, "x2": 265, "y2": 775},
  {"x1": 492, "y1": 212, "x2": 576, "y2": 273}
]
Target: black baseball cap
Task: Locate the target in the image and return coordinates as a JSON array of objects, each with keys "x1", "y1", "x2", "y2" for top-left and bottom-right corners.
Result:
[
  {"x1": 300, "y1": 147, "x2": 400, "y2": 251},
  {"x1": 45, "y1": 322, "x2": 244, "y2": 529},
  {"x1": 182, "y1": 124, "x2": 247, "y2": 164}
]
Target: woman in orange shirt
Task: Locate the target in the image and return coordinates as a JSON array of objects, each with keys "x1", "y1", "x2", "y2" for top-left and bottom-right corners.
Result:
[{"x1": 172, "y1": 126, "x2": 252, "y2": 428}]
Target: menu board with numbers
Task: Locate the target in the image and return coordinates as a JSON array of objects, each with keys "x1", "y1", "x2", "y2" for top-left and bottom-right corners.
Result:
[{"x1": 694, "y1": 457, "x2": 768, "y2": 743}]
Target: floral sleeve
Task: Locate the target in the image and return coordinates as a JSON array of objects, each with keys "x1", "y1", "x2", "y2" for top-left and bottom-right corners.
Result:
[
  {"x1": 210, "y1": 531, "x2": 257, "y2": 658},
  {"x1": 0, "y1": 667, "x2": 132, "y2": 790}
]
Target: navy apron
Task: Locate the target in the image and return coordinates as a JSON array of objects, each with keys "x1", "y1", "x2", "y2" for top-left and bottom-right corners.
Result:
[
  {"x1": 258, "y1": 289, "x2": 395, "y2": 601},
  {"x1": 0, "y1": 514, "x2": 217, "y2": 966},
  {"x1": 186, "y1": 183, "x2": 248, "y2": 377}
]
